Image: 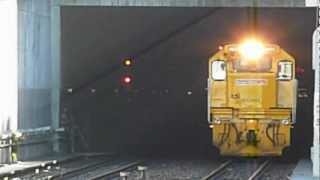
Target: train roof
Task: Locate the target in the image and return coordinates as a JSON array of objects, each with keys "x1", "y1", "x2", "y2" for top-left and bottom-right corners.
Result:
[{"x1": 210, "y1": 43, "x2": 295, "y2": 62}]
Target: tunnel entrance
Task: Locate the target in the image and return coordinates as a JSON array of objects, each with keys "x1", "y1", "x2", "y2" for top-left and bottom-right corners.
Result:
[{"x1": 60, "y1": 7, "x2": 315, "y2": 158}]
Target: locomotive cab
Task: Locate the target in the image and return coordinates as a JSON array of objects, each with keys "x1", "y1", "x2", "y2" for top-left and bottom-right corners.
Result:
[{"x1": 208, "y1": 40, "x2": 297, "y2": 156}]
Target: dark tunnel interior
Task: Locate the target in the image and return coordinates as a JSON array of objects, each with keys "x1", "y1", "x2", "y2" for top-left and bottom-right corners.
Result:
[{"x1": 60, "y1": 7, "x2": 315, "y2": 158}]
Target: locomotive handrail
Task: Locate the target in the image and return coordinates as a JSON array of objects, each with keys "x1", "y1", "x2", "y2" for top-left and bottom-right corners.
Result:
[{"x1": 207, "y1": 78, "x2": 213, "y2": 124}]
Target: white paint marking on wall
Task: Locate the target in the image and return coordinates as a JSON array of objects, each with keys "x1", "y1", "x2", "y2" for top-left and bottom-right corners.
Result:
[{"x1": 0, "y1": 0, "x2": 18, "y2": 133}]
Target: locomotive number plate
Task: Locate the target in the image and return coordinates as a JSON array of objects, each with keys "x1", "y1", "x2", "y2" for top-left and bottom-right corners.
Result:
[{"x1": 236, "y1": 79, "x2": 268, "y2": 86}]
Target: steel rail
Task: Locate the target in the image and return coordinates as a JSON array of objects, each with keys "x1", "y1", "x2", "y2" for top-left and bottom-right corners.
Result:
[
  {"x1": 248, "y1": 159, "x2": 271, "y2": 180},
  {"x1": 50, "y1": 159, "x2": 112, "y2": 179},
  {"x1": 201, "y1": 160, "x2": 233, "y2": 180},
  {"x1": 88, "y1": 161, "x2": 142, "y2": 180}
]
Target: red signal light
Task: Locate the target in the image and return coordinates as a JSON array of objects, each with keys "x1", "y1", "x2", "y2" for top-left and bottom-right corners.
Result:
[{"x1": 122, "y1": 75, "x2": 132, "y2": 84}]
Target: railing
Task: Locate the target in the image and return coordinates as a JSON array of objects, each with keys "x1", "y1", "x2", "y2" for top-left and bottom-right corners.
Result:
[{"x1": 0, "y1": 127, "x2": 65, "y2": 164}]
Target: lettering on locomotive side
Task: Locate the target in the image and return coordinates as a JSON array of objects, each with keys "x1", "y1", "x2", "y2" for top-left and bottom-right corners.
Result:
[
  {"x1": 235, "y1": 79, "x2": 268, "y2": 86},
  {"x1": 241, "y1": 98, "x2": 260, "y2": 102}
]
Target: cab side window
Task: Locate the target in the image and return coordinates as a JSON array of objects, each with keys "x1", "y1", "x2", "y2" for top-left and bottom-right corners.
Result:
[
  {"x1": 212, "y1": 60, "x2": 226, "y2": 80},
  {"x1": 278, "y1": 61, "x2": 293, "y2": 80}
]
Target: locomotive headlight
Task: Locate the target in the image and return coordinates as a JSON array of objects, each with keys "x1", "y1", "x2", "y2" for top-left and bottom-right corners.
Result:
[
  {"x1": 214, "y1": 119, "x2": 221, "y2": 124},
  {"x1": 239, "y1": 39, "x2": 265, "y2": 60},
  {"x1": 281, "y1": 119, "x2": 290, "y2": 125}
]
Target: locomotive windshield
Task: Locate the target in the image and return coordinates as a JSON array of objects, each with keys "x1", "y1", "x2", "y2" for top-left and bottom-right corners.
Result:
[{"x1": 232, "y1": 56, "x2": 272, "y2": 72}]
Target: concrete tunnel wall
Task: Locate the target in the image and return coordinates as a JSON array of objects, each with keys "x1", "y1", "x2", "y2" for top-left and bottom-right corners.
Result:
[{"x1": 61, "y1": 7, "x2": 315, "y2": 156}]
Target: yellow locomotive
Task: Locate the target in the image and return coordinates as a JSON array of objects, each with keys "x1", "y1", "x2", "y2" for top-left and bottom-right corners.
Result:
[{"x1": 208, "y1": 39, "x2": 297, "y2": 156}]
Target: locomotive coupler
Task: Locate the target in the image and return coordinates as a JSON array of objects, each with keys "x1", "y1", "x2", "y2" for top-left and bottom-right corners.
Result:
[{"x1": 246, "y1": 130, "x2": 258, "y2": 146}]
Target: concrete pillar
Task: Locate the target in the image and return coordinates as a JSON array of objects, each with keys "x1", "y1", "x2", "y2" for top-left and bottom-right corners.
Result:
[
  {"x1": 0, "y1": 0, "x2": 18, "y2": 164},
  {"x1": 17, "y1": 0, "x2": 52, "y2": 130},
  {"x1": 312, "y1": 26, "x2": 320, "y2": 178},
  {"x1": 0, "y1": 0, "x2": 18, "y2": 133},
  {"x1": 17, "y1": 0, "x2": 55, "y2": 160},
  {"x1": 51, "y1": 3, "x2": 61, "y2": 153}
]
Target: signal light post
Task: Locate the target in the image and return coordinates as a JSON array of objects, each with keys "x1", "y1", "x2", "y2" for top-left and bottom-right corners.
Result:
[{"x1": 121, "y1": 58, "x2": 134, "y2": 87}]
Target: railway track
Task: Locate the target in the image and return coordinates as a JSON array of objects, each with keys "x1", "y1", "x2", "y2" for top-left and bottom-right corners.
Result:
[
  {"x1": 248, "y1": 159, "x2": 271, "y2": 180},
  {"x1": 5, "y1": 155, "x2": 295, "y2": 180},
  {"x1": 49, "y1": 159, "x2": 142, "y2": 180},
  {"x1": 10, "y1": 155, "x2": 142, "y2": 180},
  {"x1": 200, "y1": 160, "x2": 233, "y2": 180},
  {"x1": 251, "y1": 159, "x2": 296, "y2": 180},
  {"x1": 88, "y1": 161, "x2": 142, "y2": 180},
  {"x1": 49, "y1": 159, "x2": 115, "y2": 179},
  {"x1": 201, "y1": 158, "x2": 272, "y2": 180}
]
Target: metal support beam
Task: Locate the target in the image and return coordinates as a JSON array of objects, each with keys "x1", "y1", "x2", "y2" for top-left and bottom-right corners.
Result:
[
  {"x1": 57, "y1": 0, "x2": 306, "y2": 7},
  {"x1": 51, "y1": 4, "x2": 61, "y2": 153}
]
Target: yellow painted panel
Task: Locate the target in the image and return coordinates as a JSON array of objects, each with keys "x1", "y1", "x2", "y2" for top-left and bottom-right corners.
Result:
[
  {"x1": 211, "y1": 81, "x2": 227, "y2": 107},
  {"x1": 278, "y1": 81, "x2": 294, "y2": 107},
  {"x1": 228, "y1": 73, "x2": 276, "y2": 108}
]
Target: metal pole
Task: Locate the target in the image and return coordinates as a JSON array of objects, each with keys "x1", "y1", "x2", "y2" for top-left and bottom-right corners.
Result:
[{"x1": 312, "y1": 2, "x2": 320, "y2": 176}]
